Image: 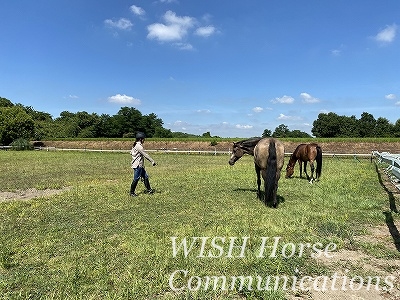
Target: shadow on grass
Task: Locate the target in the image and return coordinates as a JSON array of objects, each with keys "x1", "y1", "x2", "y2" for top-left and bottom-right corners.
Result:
[
  {"x1": 375, "y1": 164, "x2": 398, "y2": 213},
  {"x1": 383, "y1": 211, "x2": 400, "y2": 252},
  {"x1": 233, "y1": 188, "x2": 285, "y2": 208},
  {"x1": 375, "y1": 164, "x2": 400, "y2": 252}
]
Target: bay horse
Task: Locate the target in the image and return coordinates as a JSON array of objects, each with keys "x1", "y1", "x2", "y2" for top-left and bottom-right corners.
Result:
[
  {"x1": 229, "y1": 137, "x2": 285, "y2": 207},
  {"x1": 285, "y1": 143, "x2": 322, "y2": 183}
]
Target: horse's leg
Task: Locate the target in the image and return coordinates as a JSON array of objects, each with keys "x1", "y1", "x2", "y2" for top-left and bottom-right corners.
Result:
[
  {"x1": 304, "y1": 161, "x2": 310, "y2": 181},
  {"x1": 262, "y1": 168, "x2": 268, "y2": 203},
  {"x1": 298, "y1": 160, "x2": 302, "y2": 178},
  {"x1": 273, "y1": 169, "x2": 281, "y2": 208},
  {"x1": 309, "y1": 160, "x2": 315, "y2": 183},
  {"x1": 255, "y1": 164, "x2": 261, "y2": 199}
]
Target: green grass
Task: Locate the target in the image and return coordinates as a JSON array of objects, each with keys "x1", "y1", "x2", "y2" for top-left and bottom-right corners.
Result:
[{"x1": 0, "y1": 151, "x2": 398, "y2": 299}]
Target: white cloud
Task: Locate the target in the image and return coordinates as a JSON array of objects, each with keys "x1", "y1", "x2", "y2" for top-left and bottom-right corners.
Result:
[
  {"x1": 396, "y1": 101, "x2": 400, "y2": 106},
  {"x1": 108, "y1": 94, "x2": 141, "y2": 105},
  {"x1": 195, "y1": 26, "x2": 216, "y2": 37},
  {"x1": 174, "y1": 42, "x2": 194, "y2": 50},
  {"x1": 130, "y1": 5, "x2": 145, "y2": 17},
  {"x1": 147, "y1": 11, "x2": 196, "y2": 42},
  {"x1": 104, "y1": 18, "x2": 133, "y2": 30},
  {"x1": 300, "y1": 92, "x2": 320, "y2": 103},
  {"x1": 235, "y1": 124, "x2": 253, "y2": 129},
  {"x1": 197, "y1": 109, "x2": 211, "y2": 113},
  {"x1": 147, "y1": 23, "x2": 182, "y2": 41},
  {"x1": 164, "y1": 10, "x2": 194, "y2": 27},
  {"x1": 271, "y1": 95, "x2": 295, "y2": 104},
  {"x1": 277, "y1": 113, "x2": 301, "y2": 121},
  {"x1": 69, "y1": 95, "x2": 79, "y2": 99},
  {"x1": 385, "y1": 93, "x2": 397, "y2": 100},
  {"x1": 374, "y1": 24, "x2": 397, "y2": 44},
  {"x1": 252, "y1": 107, "x2": 264, "y2": 113},
  {"x1": 331, "y1": 49, "x2": 341, "y2": 56}
]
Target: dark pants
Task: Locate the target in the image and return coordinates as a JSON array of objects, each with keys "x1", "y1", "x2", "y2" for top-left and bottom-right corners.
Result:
[{"x1": 130, "y1": 167, "x2": 152, "y2": 194}]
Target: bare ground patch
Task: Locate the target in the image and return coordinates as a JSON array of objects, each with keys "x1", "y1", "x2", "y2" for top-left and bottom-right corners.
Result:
[
  {"x1": 0, "y1": 187, "x2": 72, "y2": 202},
  {"x1": 288, "y1": 167, "x2": 400, "y2": 300}
]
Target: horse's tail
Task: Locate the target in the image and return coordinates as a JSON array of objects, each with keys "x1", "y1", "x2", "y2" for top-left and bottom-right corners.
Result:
[
  {"x1": 316, "y1": 146, "x2": 322, "y2": 179},
  {"x1": 265, "y1": 139, "x2": 277, "y2": 204}
]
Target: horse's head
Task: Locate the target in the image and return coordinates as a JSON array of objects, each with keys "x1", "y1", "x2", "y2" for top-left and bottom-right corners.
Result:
[
  {"x1": 229, "y1": 142, "x2": 244, "y2": 165},
  {"x1": 285, "y1": 164, "x2": 294, "y2": 178}
]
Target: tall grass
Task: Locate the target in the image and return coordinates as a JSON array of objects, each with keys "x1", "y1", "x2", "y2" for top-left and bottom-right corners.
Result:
[{"x1": 0, "y1": 151, "x2": 398, "y2": 299}]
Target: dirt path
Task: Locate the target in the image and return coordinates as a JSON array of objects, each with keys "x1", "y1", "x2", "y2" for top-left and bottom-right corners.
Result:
[
  {"x1": 0, "y1": 187, "x2": 71, "y2": 202},
  {"x1": 287, "y1": 167, "x2": 400, "y2": 300}
]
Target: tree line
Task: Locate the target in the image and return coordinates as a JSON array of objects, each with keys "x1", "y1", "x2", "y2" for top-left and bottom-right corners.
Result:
[
  {"x1": 311, "y1": 112, "x2": 400, "y2": 138},
  {"x1": 1, "y1": 96, "x2": 399, "y2": 145},
  {"x1": 0, "y1": 97, "x2": 176, "y2": 145}
]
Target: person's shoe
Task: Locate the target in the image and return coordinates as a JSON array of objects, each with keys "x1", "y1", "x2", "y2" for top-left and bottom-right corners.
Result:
[
  {"x1": 130, "y1": 193, "x2": 138, "y2": 197},
  {"x1": 143, "y1": 178, "x2": 154, "y2": 194}
]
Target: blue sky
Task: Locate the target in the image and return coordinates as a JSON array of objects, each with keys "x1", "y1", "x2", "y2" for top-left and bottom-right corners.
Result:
[{"x1": 1, "y1": 1, "x2": 399, "y2": 137}]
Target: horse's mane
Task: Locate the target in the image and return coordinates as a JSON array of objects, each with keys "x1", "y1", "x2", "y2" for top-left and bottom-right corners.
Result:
[{"x1": 237, "y1": 137, "x2": 262, "y2": 148}]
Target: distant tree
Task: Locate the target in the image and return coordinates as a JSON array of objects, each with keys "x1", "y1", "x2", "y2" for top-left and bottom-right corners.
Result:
[
  {"x1": 154, "y1": 127, "x2": 173, "y2": 138},
  {"x1": 312, "y1": 112, "x2": 342, "y2": 138},
  {"x1": 272, "y1": 124, "x2": 290, "y2": 138},
  {"x1": 374, "y1": 117, "x2": 393, "y2": 137},
  {"x1": 394, "y1": 119, "x2": 400, "y2": 137},
  {"x1": 20, "y1": 105, "x2": 53, "y2": 122},
  {"x1": 0, "y1": 106, "x2": 35, "y2": 145},
  {"x1": 0, "y1": 97, "x2": 14, "y2": 108},
  {"x1": 262, "y1": 129, "x2": 272, "y2": 137},
  {"x1": 289, "y1": 130, "x2": 312, "y2": 138},
  {"x1": 202, "y1": 131, "x2": 211, "y2": 138},
  {"x1": 358, "y1": 112, "x2": 376, "y2": 137},
  {"x1": 338, "y1": 115, "x2": 359, "y2": 137},
  {"x1": 114, "y1": 107, "x2": 141, "y2": 136},
  {"x1": 140, "y1": 113, "x2": 164, "y2": 138}
]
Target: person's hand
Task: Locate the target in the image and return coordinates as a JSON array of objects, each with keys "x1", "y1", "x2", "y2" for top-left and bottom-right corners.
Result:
[{"x1": 152, "y1": 162, "x2": 156, "y2": 166}]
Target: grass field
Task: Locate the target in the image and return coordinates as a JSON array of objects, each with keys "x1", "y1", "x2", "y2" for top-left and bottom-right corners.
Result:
[{"x1": 0, "y1": 151, "x2": 399, "y2": 299}]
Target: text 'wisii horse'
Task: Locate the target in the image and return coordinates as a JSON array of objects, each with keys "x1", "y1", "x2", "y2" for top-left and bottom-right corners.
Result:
[{"x1": 229, "y1": 137, "x2": 285, "y2": 208}]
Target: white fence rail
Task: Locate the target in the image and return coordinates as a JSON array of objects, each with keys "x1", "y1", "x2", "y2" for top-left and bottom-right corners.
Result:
[{"x1": 373, "y1": 151, "x2": 400, "y2": 190}]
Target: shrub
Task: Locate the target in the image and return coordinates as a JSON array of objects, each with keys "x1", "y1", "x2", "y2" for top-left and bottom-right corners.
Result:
[
  {"x1": 210, "y1": 139, "x2": 218, "y2": 146},
  {"x1": 10, "y1": 138, "x2": 33, "y2": 151}
]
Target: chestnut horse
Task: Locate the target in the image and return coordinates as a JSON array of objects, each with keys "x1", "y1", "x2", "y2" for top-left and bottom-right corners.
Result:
[
  {"x1": 229, "y1": 137, "x2": 285, "y2": 207},
  {"x1": 285, "y1": 143, "x2": 322, "y2": 183}
]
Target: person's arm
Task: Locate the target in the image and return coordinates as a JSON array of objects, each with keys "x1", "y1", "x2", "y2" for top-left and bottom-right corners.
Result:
[{"x1": 137, "y1": 145, "x2": 156, "y2": 165}]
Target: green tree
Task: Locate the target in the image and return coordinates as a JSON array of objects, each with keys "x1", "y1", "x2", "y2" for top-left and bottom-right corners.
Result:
[
  {"x1": 95, "y1": 114, "x2": 121, "y2": 138},
  {"x1": 262, "y1": 129, "x2": 272, "y2": 137},
  {"x1": 394, "y1": 119, "x2": 400, "y2": 137},
  {"x1": 154, "y1": 127, "x2": 173, "y2": 138},
  {"x1": 272, "y1": 124, "x2": 290, "y2": 138},
  {"x1": 312, "y1": 112, "x2": 342, "y2": 137},
  {"x1": 140, "y1": 113, "x2": 164, "y2": 138},
  {"x1": 358, "y1": 112, "x2": 376, "y2": 137},
  {"x1": 115, "y1": 107, "x2": 144, "y2": 137},
  {"x1": 0, "y1": 106, "x2": 35, "y2": 145},
  {"x1": 373, "y1": 117, "x2": 393, "y2": 137},
  {"x1": 288, "y1": 130, "x2": 312, "y2": 138},
  {"x1": 338, "y1": 115, "x2": 358, "y2": 137},
  {"x1": 0, "y1": 97, "x2": 14, "y2": 108}
]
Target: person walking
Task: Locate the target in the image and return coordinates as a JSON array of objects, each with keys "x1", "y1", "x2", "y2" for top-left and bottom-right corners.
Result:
[{"x1": 130, "y1": 132, "x2": 156, "y2": 196}]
